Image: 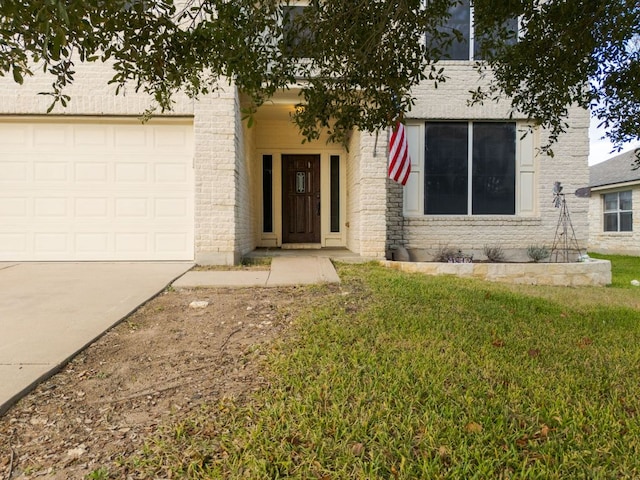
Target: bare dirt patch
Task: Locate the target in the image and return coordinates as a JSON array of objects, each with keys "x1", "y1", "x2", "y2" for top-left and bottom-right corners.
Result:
[{"x1": 0, "y1": 285, "x2": 329, "y2": 479}]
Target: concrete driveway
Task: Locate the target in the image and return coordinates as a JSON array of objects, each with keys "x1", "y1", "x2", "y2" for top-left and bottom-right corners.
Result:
[{"x1": 0, "y1": 262, "x2": 192, "y2": 416}]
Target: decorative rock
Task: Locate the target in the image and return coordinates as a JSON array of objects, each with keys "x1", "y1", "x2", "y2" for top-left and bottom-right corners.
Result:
[
  {"x1": 189, "y1": 300, "x2": 209, "y2": 309},
  {"x1": 393, "y1": 246, "x2": 411, "y2": 262}
]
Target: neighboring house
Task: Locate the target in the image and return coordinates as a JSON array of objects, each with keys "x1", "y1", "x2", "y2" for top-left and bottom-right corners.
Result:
[
  {"x1": 588, "y1": 150, "x2": 640, "y2": 256},
  {"x1": 0, "y1": 4, "x2": 589, "y2": 265}
]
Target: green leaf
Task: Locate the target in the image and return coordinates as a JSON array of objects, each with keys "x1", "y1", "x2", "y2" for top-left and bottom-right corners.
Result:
[
  {"x1": 12, "y1": 67, "x2": 24, "y2": 85},
  {"x1": 57, "y1": 2, "x2": 68, "y2": 25}
]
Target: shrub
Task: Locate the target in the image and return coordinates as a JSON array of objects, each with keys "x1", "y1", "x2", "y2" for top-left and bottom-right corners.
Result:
[
  {"x1": 432, "y1": 246, "x2": 457, "y2": 263},
  {"x1": 483, "y1": 245, "x2": 505, "y2": 263},
  {"x1": 433, "y1": 247, "x2": 473, "y2": 263},
  {"x1": 527, "y1": 244, "x2": 551, "y2": 263}
]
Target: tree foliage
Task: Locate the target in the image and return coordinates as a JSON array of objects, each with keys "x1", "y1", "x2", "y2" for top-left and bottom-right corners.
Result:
[
  {"x1": 1, "y1": 0, "x2": 638, "y2": 157},
  {"x1": 472, "y1": 0, "x2": 640, "y2": 159}
]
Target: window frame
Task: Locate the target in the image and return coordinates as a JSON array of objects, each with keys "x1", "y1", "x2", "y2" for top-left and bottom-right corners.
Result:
[
  {"x1": 423, "y1": 121, "x2": 517, "y2": 216},
  {"x1": 602, "y1": 190, "x2": 633, "y2": 232},
  {"x1": 402, "y1": 121, "x2": 537, "y2": 218}
]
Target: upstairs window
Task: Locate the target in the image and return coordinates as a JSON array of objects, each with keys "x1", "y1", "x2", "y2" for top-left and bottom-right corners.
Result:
[
  {"x1": 428, "y1": 0, "x2": 518, "y2": 60},
  {"x1": 282, "y1": 5, "x2": 314, "y2": 57},
  {"x1": 603, "y1": 191, "x2": 633, "y2": 232},
  {"x1": 440, "y1": 0, "x2": 471, "y2": 60},
  {"x1": 123, "y1": 0, "x2": 148, "y2": 11}
]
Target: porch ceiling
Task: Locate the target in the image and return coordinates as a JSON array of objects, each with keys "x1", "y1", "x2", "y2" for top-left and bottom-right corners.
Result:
[
  {"x1": 241, "y1": 90, "x2": 303, "y2": 123},
  {"x1": 254, "y1": 103, "x2": 295, "y2": 122}
]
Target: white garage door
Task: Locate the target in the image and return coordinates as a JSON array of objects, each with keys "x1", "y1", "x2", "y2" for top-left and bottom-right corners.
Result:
[{"x1": 0, "y1": 118, "x2": 195, "y2": 261}]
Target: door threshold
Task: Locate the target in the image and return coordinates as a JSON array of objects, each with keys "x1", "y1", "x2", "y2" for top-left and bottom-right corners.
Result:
[{"x1": 281, "y1": 243, "x2": 322, "y2": 250}]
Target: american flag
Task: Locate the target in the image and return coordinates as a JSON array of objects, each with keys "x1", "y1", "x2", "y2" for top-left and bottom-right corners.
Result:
[{"x1": 388, "y1": 121, "x2": 411, "y2": 186}]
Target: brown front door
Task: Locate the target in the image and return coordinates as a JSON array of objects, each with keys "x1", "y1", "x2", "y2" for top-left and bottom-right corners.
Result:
[{"x1": 282, "y1": 154, "x2": 321, "y2": 244}]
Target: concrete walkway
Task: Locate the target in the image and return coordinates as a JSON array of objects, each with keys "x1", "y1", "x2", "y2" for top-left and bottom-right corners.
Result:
[
  {"x1": 0, "y1": 262, "x2": 191, "y2": 416},
  {"x1": 172, "y1": 256, "x2": 341, "y2": 288}
]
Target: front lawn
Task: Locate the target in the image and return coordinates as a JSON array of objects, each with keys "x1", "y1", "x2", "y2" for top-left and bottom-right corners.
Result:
[
  {"x1": 589, "y1": 253, "x2": 640, "y2": 288},
  {"x1": 129, "y1": 262, "x2": 640, "y2": 479}
]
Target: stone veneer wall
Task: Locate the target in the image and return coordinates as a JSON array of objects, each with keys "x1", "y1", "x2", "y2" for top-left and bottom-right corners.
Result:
[
  {"x1": 353, "y1": 131, "x2": 388, "y2": 258},
  {"x1": 192, "y1": 90, "x2": 243, "y2": 265},
  {"x1": 346, "y1": 130, "x2": 362, "y2": 255},
  {"x1": 386, "y1": 178, "x2": 405, "y2": 256},
  {"x1": 588, "y1": 185, "x2": 640, "y2": 256},
  {"x1": 0, "y1": 60, "x2": 194, "y2": 115},
  {"x1": 400, "y1": 64, "x2": 590, "y2": 262},
  {"x1": 381, "y1": 259, "x2": 612, "y2": 287},
  {"x1": 233, "y1": 91, "x2": 257, "y2": 262}
]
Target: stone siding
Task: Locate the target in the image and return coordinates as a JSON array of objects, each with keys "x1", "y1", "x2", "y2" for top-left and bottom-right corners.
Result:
[
  {"x1": 0, "y1": 61, "x2": 194, "y2": 116},
  {"x1": 233, "y1": 94, "x2": 257, "y2": 261},
  {"x1": 192, "y1": 90, "x2": 243, "y2": 265},
  {"x1": 398, "y1": 64, "x2": 590, "y2": 261},
  {"x1": 346, "y1": 130, "x2": 362, "y2": 254},
  {"x1": 382, "y1": 259, "x2": 612, "y2": 287},
  {"x1": 353, "y1": 131, "x2": 388, "y2": 258},
  {"x1": 386, "y1": 178, "x2": 405, "y2": 256}
]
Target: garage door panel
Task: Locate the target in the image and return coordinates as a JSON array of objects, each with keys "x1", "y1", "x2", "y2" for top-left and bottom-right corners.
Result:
[
  {"x1": 115, "y1": 198, "x2": 148, "y2": 217},
  {"x1": 34, "y1": 162, "x2": 69, "y2": 182},
  {"x1": 153, "y1": 124, "x2": 190, "y2": 143},
  {"x1": 155, "y1": 163, "x2": 189, "y2": 182},
  {"x1": 34, "y1": 125, "x2": 69, "y2": 147},
  {"x1": 115, "y1": 163, "x2": 148, "y2": 182},
  {"x1": 75, "y1": 162, "x2": 109, "y2": 182},
  {"x1": 75, "y1": 198, "x2": 109, "y2": 217},
  {"x1": 155, "y1": 232, "x2": 190, "y2": 252},
  {"x1": 73, "y1": 125, "x2": 109, "y2": 148},
  {"x1": 115, "y1": 232, "x2": 148, "y2": 252},
  {"x1": 34, "y1": 233, "x2": 69, "y2": 253},
  {"x1": 34, "y1": 197, "x2": 69, "y2": 217},
  {"x1": 155, "y1": 198, "x2": 188, "y2": 217},
  {"x1": 0, "y1": 198, "x2": 28, "y2": 216},
  {"x1": 0, "y1": 233, "x2": 27, "y2": 253},
  {"x1": 114, "y1": 126, "x2": 148, "y2": 149},
  {"x1": 0, "y1": 125, "x2": 28, "y2": 145},
  {"x1": 0, "y1": 162, "x2": 28, "y2": 181},
  {"x1": 1, "y1": 228, "x2": 192, "y2": 261},
  {"x1": 1, "y1": 120, "x2": 194, "y2": 261},
  {"x1": 76, "y1": 233, "x2": 109, "y2": 253}
]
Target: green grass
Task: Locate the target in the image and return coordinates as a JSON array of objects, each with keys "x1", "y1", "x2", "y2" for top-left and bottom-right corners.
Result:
[
  {"x1": 127, "y1": 262, "x2": 640, "y2": 479},
  {"x1": 588, "y1": 253, "x2": 640, "y2": 288}
]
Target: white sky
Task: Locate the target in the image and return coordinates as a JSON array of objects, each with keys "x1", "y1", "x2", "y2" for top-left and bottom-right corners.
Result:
[{"x1": 588, "y1": 116, "x2": 640, "y2": 166}]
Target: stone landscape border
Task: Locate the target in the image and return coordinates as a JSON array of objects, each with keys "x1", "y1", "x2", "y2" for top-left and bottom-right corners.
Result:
[{"x1": 380, "y1": 259, "x2": 612, "y2": 287}]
